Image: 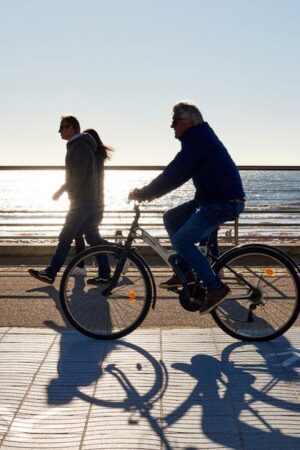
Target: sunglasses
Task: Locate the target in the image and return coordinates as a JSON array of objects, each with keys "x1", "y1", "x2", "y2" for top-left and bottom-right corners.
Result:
[
  {"x1": 58, "y1": 124, "x2": 71, "y2": 132},
  {"x1": 171, "y1": 117, "x2": 185, "y2": 127}
]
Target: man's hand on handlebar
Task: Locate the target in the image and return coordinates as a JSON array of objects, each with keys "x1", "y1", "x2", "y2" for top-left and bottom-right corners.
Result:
[
  {"x1": 128, "y1": 189, "x2": 155, "y2": 203},
  {"x1": 128, "y1": 188, "x2": 144, "y2": 202}
]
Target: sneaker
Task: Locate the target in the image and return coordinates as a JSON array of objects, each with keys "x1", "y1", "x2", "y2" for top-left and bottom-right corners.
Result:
[
  {"x1": 159, "y1": 272, "x2": 195, "y2": 289},
  {"x1": 86, "y1": 275, "x2": 112, "y2": 285},
  {"x1": 121, "y1": 258, "x2": 131, "y2": 275},
  {"x1": 199, "y1": 283, "x2": 230, "y2": 315},
  {"x1": 71, "y1": 267, "x2": 87, "y2": 276},
  {"x1": 28, "y1": 268, "x2": 55, "y2": 284}
]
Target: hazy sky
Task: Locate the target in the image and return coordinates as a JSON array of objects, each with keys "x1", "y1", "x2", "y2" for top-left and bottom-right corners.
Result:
[{"x1": 0, "y1": 0, "x2": 299, "y2": 166}]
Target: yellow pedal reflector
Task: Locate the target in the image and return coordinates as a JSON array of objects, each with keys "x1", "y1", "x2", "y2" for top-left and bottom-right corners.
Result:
[
  {"x1": 264, "y1": 268, "x2": 276, "y2": 277},
  {"x1": 129, "y1": 290, "x2": 136, "y2": 302}
]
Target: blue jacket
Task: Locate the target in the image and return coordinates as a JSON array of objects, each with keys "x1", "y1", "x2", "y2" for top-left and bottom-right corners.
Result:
[{"x1": 139, "y1": 122, "x2": 245, "y2": 203}]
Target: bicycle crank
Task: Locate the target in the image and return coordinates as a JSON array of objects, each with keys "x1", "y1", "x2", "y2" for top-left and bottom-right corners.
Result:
[{"x1": 179, "y1": 284, "x2": 206, "y2": 312}]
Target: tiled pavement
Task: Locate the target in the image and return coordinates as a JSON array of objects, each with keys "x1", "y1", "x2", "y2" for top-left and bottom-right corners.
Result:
[{"x1": 0, "y1": 326, "x2": 300, "y2": 449}]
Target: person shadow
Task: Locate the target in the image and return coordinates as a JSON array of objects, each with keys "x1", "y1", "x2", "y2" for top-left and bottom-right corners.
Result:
[
  {"x1": 26, "y1": 283, "x2": 66, "y2": 329},
  {"x1": 28, "y1": 272, "x2": 173, "y2": 448},
  {"x1": 27, "y1": 274, "x2": 113, "y2": 332},
  {"x1": 43, "y1": 319, "x2": 174, "y2": 448},
  {"x1": 27, "y1": 280, "x2": 300, "y2": 448}
]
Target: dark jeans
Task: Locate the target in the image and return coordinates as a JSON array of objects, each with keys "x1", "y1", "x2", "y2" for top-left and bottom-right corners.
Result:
[
  {"x1": 163, "y1": 200, "x2": 244, "y2": 290},
  {"x1": 74, "y1": 209, "x2": 104, "y2": 268},
  {"x1": 47, "y1": 205, "x2": 109, "y2": 278},
  {"x1": 200, "y1": 228, "x2": 219, "y2": 259},
  {"x1": 75, "y1": 233, "x2": 85, "y2": 268}
]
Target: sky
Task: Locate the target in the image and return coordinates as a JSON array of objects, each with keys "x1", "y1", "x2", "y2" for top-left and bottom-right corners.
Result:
[{"x1": 0, "y1": 0, "x2": 299, "y2": 166}]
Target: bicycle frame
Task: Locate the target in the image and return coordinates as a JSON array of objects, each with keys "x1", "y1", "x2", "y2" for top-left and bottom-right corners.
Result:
[
  {"x1": 127, "y1": 204, "x2": 220, "y2": 268},
  {"x1": 126, "y1": 204, "x2": 265, "y2": 297},
  {"x1": 123, "y1": 205, "x2": 207, "y2": 292},
  {"x1": 133, "y1": 226, "x2": 177, "y2": 267}
]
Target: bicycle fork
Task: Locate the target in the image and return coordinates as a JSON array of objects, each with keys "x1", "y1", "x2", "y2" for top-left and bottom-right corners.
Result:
[{"x1": 102, "y1": 249, "x2": 131, "y2": 296}]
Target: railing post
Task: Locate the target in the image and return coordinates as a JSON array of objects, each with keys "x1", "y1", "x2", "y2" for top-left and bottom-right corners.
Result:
[{"x1": 234, "y1": 217, "x2": 239, "y2": 246}]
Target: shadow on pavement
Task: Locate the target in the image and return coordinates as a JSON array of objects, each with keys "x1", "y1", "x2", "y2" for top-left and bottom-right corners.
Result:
[{"x1": 27, "y1": 282, "x2": 300, "y2": 449}]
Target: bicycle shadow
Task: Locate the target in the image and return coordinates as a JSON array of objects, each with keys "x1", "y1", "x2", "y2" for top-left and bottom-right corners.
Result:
[
  {"x1": 27, "y1": 280, "x2": 300, "y2": 448},
  {"x1": 165, "y1": 335, "x2": 300, "y2": 449}
]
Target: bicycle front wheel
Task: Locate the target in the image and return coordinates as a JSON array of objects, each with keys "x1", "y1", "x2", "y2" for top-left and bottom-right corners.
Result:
[
  {"x1": 212, "y1": 245, "x2": 300, "y2": 341},
  {"x1": 60, "y1": 245, "x2": 153, "y2": 339}
]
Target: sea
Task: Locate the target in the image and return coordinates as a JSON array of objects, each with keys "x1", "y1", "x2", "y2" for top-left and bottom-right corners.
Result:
[{"x1": 0, "y1": 169, "x2": 300, "y2": 243}]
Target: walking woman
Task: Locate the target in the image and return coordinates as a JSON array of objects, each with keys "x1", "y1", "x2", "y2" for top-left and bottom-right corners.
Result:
[{"x1": 71, "y1": 128, "x2": 113, "y2": 277}]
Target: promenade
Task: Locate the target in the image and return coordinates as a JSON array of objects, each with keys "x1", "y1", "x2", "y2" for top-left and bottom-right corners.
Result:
[{"x1": 0, "y1": 265, "x2": 300, "y2": 449}]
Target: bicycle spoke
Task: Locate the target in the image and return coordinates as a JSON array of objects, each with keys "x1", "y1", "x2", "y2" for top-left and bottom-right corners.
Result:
[
  {"x1": 212, "y1": 247, "x2": 300, "y2": 341},
  {"x1": 60, "y1": 245, "x2": 152, "y2": 339}
]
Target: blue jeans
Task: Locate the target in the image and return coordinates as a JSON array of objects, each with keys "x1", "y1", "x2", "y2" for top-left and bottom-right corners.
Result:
[
  {"x1": 163, "y1": 200, "x2": 244, "y2": 290},
  {"x1": 47, "y1": 204, "x2": 110, "y2": 278}
]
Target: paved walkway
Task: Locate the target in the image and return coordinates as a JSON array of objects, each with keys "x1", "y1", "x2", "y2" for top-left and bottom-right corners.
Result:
[{"x1": 1, "y1": 326, "x2": 300, "y2": 449}]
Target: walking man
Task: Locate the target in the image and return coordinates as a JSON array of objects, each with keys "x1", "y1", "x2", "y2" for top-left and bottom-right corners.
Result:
[{"x1": 28, "y1": 115, "x2": 110, "y2": 284}]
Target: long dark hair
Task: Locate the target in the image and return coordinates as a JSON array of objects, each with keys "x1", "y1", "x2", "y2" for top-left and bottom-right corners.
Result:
[{"x1": 84, "y1": 128, "x2": 113, "y2": 161}]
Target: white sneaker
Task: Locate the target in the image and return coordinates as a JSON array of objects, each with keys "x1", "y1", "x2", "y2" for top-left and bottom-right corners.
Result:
[
  {"x1": 122, "y1": 258, "x2": 131, "y2": 275},
  {"x1": 71, "y1": 267, "x2": 87, "y2": 276}
]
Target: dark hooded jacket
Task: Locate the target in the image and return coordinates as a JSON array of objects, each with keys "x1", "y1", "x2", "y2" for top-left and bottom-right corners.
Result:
[{"x1": 64, "y1": 133, "x2": 99, "y2": 206}]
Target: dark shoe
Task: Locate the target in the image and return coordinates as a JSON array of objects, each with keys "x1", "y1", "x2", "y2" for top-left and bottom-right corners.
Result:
[
  {"x1": 87, "y1": 275, "x2": 112, "y2": 285},
  {"x1": 159, "y1": 272, "x2": 195, "y2": 289},
  {"x1": 28, "y1": 269, "x2": 55, "y2": 285},
  {"x1": 199, "y1": 283, "x2": 230, "y2": 315}
]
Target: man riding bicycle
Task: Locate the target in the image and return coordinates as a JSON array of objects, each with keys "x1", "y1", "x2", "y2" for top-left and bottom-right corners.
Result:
[{"x1": 129, "y1": 100, "x2": 245, "y2": 315}]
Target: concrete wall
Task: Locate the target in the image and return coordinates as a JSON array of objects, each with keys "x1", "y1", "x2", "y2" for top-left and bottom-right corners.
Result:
[{"x1": 1, "y1": 243, "x2": 299, "y2": 266}]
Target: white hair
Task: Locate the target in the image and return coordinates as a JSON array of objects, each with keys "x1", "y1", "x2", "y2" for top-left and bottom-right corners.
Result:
[{"x1": 173, "y1": 100, "x2": 204, "y2": 125}]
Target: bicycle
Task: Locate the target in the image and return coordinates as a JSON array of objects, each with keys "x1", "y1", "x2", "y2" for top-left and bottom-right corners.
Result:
[{"x1": 60, "y1": 204, "x2": 300, "y2": 341}]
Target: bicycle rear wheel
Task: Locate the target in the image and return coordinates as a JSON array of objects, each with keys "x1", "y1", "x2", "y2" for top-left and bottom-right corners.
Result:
[
  {"x1": 211, "y1": 245, "x2": 300, "y2": 341},
  {"x1": 60, "y1": 245, "x2": 153, "y2": 339}
]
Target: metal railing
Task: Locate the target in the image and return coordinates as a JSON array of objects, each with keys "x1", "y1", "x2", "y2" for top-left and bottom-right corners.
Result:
[
  {"x1": 0, "y1": 165, "x2": 300, "y2": 246},
  {"x1": 1, "y1": 165, "x2": 300, "y2": 170},
  {"x1": 1, "y1": 208, "x2": 300, "y2": 245}
]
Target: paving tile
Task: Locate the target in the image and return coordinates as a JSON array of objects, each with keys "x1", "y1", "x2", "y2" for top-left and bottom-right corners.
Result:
[{"x1": 163, "y1": 431, "x2": 242, "y2": 449}]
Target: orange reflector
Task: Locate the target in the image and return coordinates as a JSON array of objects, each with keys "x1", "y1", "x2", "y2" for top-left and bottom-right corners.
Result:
[
  {"x1": 129, "y1": 290, "x2": 136, "y2": 302},
  {"x1": 264, "y1": 268, "x2": 276, "y2": 277}
]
